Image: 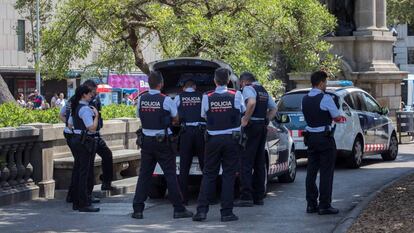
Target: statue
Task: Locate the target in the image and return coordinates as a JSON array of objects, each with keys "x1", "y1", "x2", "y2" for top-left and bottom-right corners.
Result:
[{"x1": 321, "y1": 0, "x2": 356, "y2": 36}]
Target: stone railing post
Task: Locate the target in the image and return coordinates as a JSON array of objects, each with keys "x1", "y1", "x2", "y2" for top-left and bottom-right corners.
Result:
[
  {"x1": 7, "y1": 144, "x2": 18, "y2": 187},
  {"x1": 24, "y1": 123, "x2": 56, "y2": 199},
  {"x1": 23, "y1": 142, "x2": 34, "y2": 183},
  {"x1": 117, "y1": 118, "x2": 140, "y2": 150},
  {"x1": 15, "y1": 143, "x2": 26, "y2": 185},
  {"x1": 0, "y1": 145, "x2": 10, "y2": 189}
]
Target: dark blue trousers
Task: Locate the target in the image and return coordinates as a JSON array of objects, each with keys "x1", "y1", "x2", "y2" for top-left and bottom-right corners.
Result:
[
  {"x1": 196, "y1": 135, "x2": 239, "y2": 216},
  {"x1": 240, "y1": 122, "x2": 267, "y2": 201},
  {"x1": 306, "y1": 133, "x2": 336, "y2": 209},
  {"x1": 178, "y1": 126, "x2": 205, "y2": 203},
  {"x1": 133, "y1": 136, "x2": 185, "y2": 212}
]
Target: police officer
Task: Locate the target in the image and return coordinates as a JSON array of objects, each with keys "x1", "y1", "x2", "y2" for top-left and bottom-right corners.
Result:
[
  {"x1": 302, "y1": 71, "x2": 346, "y2": 215},
  {"x1": 193, "y1": 68, "x2": 245, "y2": 222},
  {"x1": 234, "y1": 72, "x2": 277, "y2": 207},
  {"x1": 174, "y1": 74, "x2": 206, "y2": 205},
  {"x1": 83, "y1": 80, "x2": 115, "y2": 192},
  {"x1": 70, "y1": 84, "x2": 100, "y2": 212},
  {"x1": 131, "y1": 71, "x2": 193, "y2": 219},
  {"x1": 59, "y1": 99, "x2": 77, "y2": 203}
]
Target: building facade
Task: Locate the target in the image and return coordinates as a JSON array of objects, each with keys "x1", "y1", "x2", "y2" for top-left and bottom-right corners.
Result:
[
  {"x1": 394, "y1": 24, "x2": 414, "y2": 74},
  {"x1": 0, "y1": 0, "x2": 160, "y2": 102}
]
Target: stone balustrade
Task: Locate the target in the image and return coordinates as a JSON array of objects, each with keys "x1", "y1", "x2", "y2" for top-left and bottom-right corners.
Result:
[
  {"x1": 0, "y1": 126, "x2": 40, "y2": 205},
  {"x1": 0, "y1": 118, "x2": 140, "y2": 206}
]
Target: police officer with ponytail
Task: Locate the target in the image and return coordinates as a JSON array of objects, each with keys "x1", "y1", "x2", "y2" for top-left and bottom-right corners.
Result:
[
  {"x1": 70, "y1": 85, "x2": 100, "y2": 212},
  {"x1": 131, "y1": 71, "x2": 193, "y2": 220},
  {"x1": 174, "y1": 74, "x2": 205, "y2": 205},
  {"x1": 193, "y1": 68, "x2": 246, "y2": 222}
]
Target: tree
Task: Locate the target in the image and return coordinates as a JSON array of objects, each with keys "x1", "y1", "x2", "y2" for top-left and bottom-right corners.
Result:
[
  {"x1": 388, "y1": 0, "x2": 414, "y2": 25},
  {"x1": 39, "y1": 0, "x2": 336, "y2": 88},
  {"x1": 0, "y1": 75, "x2": 16, "y2": 104}
]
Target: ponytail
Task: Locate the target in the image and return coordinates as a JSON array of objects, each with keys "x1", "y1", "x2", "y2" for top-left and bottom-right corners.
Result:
[{"x1": 71, "y1": 85, "x2": 92, "y2": 118}]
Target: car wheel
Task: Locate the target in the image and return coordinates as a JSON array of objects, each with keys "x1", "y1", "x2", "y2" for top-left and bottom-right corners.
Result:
[
  {"x1": 347, "y1": 137, "x2": 363, "y2": 169},
  {"x1": 381, "y1": 134, "x2": 398, "y2": 161},
  {"x1": 148, "y1": 177, "x2": 167, "y2": 199},
  {"x1": 278, "y1": 149, "x2": 296, "y2": 183}
]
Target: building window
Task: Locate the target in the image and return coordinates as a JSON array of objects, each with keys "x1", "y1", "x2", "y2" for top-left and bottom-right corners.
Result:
[
  {"x1": 408, "y1": 48, "x2": 414, "y2": 64},
  {"x1": 408, "y1": 24, "x2": 414, "y2": 36},
  {"x1": 17, "y1": 20, "x2": 25, "y2": 51}
]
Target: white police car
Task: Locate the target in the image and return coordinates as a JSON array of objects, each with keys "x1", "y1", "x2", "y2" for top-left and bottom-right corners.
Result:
[
  {"x1": 145, "y1": 57, "x2": 296, "y2": 198},
  {"x1": 277, "y1": 81, "x2": 398, "y2": 168}
]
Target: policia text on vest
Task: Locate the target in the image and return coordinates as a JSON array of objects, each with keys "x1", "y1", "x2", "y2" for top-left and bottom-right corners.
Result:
[{"x1": 132, "y1": 71, "x2": 193, "y2": 220}]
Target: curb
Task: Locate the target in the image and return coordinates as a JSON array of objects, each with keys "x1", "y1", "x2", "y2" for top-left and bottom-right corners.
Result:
[{"x1": 332, "y1": 170, "x2": 414, "y2": 233}]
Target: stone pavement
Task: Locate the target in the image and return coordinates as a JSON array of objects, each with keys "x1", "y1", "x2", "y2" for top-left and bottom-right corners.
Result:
[{"x1": 1, "y1": 144, "x2": 414, "y2": 233}]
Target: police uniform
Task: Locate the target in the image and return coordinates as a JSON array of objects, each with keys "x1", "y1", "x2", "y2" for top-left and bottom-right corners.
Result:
[
  {"x1": 60, "y1": 103, "x2": 77, "y2": 202},
  {"x1": 195, "y1": 86, "x2": 245, "y2": 220},
  {"x1": 302, "y1": 88, "x2": 339, "y2": 211},
  {"x1": 71, "y1": 100, "x2": 98, "y2": 211},
  {"x1": 89, "y1": 96, "x2": 114, "y2": 191},
  {"x1": 174, "y1": 87, "x2": 205, "y2": 204},
  {"x1": 132, "y1": 89, "x2": 187, "y2": 215},
  {"x1": 239, "y1": 82, "x2": 276, "y2": 204}
]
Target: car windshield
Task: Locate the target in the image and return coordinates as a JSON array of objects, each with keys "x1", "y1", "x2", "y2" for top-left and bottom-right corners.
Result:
[
  {"x1": 278, "y1": 92, "x2": 307, "y2": 112},
  {"x1": 278, "y1": 91, "x2": 339, "y2": 112}
]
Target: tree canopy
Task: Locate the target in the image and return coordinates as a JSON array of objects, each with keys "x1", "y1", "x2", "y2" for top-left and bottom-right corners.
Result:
[
  {"x1": 20, "y1": 0, "x2": 337, "y2": 94},
  {"x1": 388, "y1": 0, "x2": 414, "y2": 25}
]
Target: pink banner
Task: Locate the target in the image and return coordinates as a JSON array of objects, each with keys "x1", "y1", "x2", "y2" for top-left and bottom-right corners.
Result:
[{"x1": 108, "y1": 74, "x2": 149, "y2": 90}]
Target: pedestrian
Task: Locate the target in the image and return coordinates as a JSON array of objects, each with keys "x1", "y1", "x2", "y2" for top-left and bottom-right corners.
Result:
[
  {"x1": 174, "y1": 74, "x2": 205, "y2": 205},
  {"x1": 69, "y1": 84, "x2": 100, "y2": 212},
  {"x1": 131, "y1": 71, "x2": 193, "y2": 220},
  {"x1": 301, "y1": 71, "x2": 346, "y2": 215},
  {"x1": 32, "y1": 89, "x2": 44, "y2": 109},
  {"x1": 192, "y1": 68, "x2": 245, "y2": 222},
  {"x1": 56, "y1": 93, "x2": 66, "y2": 109},
  {"x1": 51, "y1": 93, "x2": 58, "y2": 108},
  {"x1": 16, "y1": 93, "x2": 27, "y2": 108},
  {"x1": 234, "y1": 71, "x2": 277, "y2": 207}
]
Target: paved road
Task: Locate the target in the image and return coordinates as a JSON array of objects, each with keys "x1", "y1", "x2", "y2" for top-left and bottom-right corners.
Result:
[{"x1": 2, "y1": 145, "x2": 414, "y2": 233}]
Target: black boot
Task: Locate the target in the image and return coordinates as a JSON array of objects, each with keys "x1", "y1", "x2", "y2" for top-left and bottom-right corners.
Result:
[
  {"x1": 173, "y1": 209, "x2": 194, "y2": 219},
  {"x1": 101, "y1": 182, "x2": 116, "y2": 191}
]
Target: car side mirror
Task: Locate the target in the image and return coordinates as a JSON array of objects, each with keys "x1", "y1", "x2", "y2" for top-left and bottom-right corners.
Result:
[
  {"x1": 275, "y1": 114, "x2": 290, "y2": 124},
  {"x1": 380, "y1": 107, "x2": 389, "y2": 115}
]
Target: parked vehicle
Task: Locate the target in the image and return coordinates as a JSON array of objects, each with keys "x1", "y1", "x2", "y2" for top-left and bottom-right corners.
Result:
[
  {"x1": 277, "y1": 82, "x2": 398, "y2": 168},
  {"x1": 146, "y1": 57, "x2": 296, "y2": 198}
]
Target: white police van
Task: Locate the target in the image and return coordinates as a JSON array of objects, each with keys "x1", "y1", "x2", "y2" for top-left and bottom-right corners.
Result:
[{"x1": 277, "y1": 81, "x2": 398, "y2": 168}]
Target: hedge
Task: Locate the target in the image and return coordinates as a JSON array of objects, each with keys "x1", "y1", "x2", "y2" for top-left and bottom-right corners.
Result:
[{"x1": 0, "y1": 102, "x2": 136, "y2": 128}]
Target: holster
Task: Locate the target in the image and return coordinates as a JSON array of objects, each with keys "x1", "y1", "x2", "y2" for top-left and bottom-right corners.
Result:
[
  {"x1": 80, "y1": 131, "x2": 97, "y2": 154},
  {"x1": 232, "y1": 131, "x2": 248, "y2": 150},
  {"x1": 135, "y1": 128, "x2": 144, "y2": 147},
  {"x1": 302, "y1": 131, "x2": 309, "y2": 146}
]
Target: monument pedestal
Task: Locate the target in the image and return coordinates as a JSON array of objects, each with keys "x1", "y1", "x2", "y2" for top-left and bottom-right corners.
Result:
[{"x1": 289, "y1": 0, "x2": 408, "y2": 115}]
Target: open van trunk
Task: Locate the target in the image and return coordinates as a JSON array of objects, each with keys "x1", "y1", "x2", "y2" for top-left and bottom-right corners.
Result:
[{"x1": 149, "y1": 58, "x2": 237, "y2": 97}]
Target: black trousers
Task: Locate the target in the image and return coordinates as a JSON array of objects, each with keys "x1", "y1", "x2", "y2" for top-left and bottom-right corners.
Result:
[
  {"x1": 71, "y1": 136, "x2": 96, "y2": 208},
  {"x1": 178, "y1": 126, "x2": 205, "y2": 203},
  {"x1": 133, "y1": 136, "x2": 185, "y2": 212},
  {"x1": 196, "y1": 135, "x2": 239, "y2": 216},
  {"x1": 240, "y1": 122, "x2": 267, "y2": 201},
  {"x1": 306, "y1": 133, "x2": 336, "y2": 209},
  {"x1": 64, "y1": 132, "x2": 77, "y2": 200},
  {"x1": 87, "y1": 136, "x2": 113, "y2": 195}
]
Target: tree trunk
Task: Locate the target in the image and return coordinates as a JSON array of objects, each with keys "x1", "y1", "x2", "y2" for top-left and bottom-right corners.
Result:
[{"x1": 0, "y1": 75, "x2": 16, "y2": 104}]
